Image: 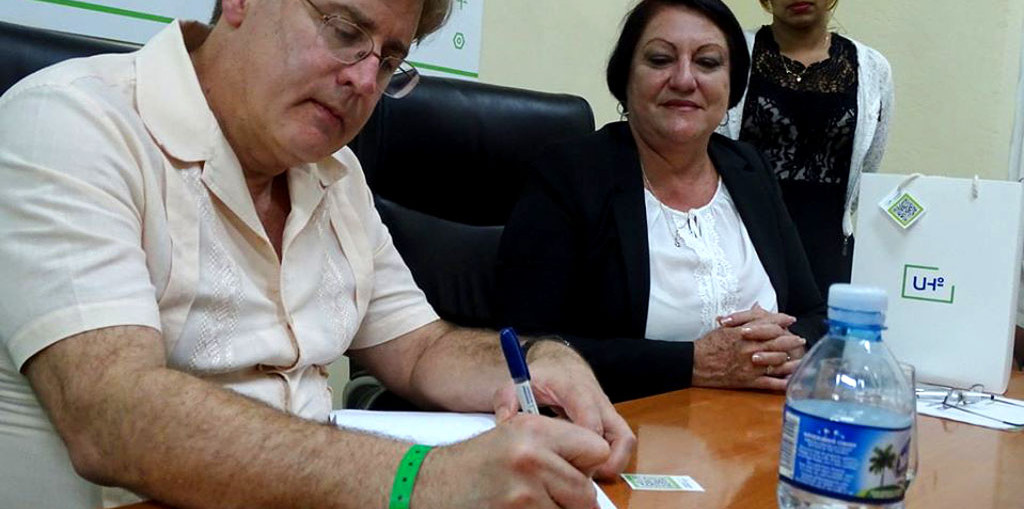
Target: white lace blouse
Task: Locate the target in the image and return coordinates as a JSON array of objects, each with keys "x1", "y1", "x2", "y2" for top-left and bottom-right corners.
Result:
[{"x1": 644, "y1": 179, "x2": 777, "y2": 342}]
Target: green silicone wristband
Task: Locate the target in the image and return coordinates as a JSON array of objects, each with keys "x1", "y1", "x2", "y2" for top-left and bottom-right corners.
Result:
[{"x1": 388, "y1": 444, "x2": 434, "y2": 509}]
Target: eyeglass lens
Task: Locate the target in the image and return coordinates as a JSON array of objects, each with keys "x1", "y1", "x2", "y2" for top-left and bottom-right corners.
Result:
[{"x1": 319, "y1": 16, "x2": 419, "y2": 98}]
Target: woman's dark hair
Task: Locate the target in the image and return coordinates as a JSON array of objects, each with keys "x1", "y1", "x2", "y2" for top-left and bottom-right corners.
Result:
[{"x1": 606, "y1": 0, "x2": 750, "y2": 113}]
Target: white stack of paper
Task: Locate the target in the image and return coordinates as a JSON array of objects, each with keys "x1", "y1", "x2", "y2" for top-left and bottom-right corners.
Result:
[{"x1": 329, "y1": 410, "x2": 618, "y2": 508}]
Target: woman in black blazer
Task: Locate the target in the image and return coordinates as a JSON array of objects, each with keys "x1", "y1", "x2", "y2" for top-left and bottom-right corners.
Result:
[{"x1": 498, "y1": 0, "x2": 826, "y2": 403}]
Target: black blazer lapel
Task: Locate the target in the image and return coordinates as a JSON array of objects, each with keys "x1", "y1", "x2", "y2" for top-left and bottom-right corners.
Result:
[{"x1": 606, "y1": 123, "x2": 651, "y2": 337}]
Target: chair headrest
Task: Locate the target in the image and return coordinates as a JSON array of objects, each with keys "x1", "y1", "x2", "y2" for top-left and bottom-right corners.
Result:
[
  {"x1": 0, "y1": 21, "x2": 139, "y2": 97},
  {"x1": 351, "y1": 76, "x2": 595, "y2": 226}
]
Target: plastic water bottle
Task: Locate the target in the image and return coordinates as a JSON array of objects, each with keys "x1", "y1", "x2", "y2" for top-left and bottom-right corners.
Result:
[{"x1": 777, "y1": 284, "x2": 914, "y2": 509}]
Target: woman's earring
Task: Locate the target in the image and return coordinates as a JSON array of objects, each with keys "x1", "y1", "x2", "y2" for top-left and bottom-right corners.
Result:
[
  {"x1": 617, "y1": 102, "x2": 629, "y2": 121},
  {"x1": 719, "y1": 109, "x2": 731, "y2": 127}
]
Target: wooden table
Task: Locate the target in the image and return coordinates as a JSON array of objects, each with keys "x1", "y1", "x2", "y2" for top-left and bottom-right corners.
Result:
[
  {"x1": 599, "y1": 371, "x2": 1024, "y2": 509},
  {"x1": 121, "y1": 372, "x2": 1023, "y2": 509}
]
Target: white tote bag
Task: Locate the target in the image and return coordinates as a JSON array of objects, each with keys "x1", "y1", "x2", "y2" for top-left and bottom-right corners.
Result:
[{"x1": 851, "y1": 173, "x2": 1023, "y2": 393}]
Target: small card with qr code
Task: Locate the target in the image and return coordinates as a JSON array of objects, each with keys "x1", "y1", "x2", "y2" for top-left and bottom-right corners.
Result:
[
  {"x1": 620, "y1": 473, "x2": 705, "y2": 492},
  {"x1": 879, "y1": 189, "x2": 926, "y2": 229}
]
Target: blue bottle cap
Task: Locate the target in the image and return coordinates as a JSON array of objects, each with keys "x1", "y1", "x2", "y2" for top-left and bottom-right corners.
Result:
[{"x1": 827, "y1": 284, "x2": 887, "y2": 326}]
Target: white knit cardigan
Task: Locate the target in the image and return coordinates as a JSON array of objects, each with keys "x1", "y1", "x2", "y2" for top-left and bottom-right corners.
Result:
[{"x1": 718, "y1": 30, "x2": 894, "y2": 239}]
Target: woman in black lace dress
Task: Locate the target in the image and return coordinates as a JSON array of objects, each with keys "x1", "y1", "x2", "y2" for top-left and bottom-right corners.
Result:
[{"x1": 718, "y1": 0, "x2": 893, "y2": 293}]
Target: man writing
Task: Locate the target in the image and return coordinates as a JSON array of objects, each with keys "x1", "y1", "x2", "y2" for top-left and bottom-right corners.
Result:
[{"x1": 0, "y1": 1, "x2": 634, "y2": 507}]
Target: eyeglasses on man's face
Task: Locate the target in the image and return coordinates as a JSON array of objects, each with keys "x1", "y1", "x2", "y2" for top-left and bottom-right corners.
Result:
[{"x1": 300, "y1": 0, "x2": 420, "y2": 99}]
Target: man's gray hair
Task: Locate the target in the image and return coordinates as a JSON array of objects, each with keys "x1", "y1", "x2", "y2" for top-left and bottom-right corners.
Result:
[
  {"x1": 416, "y1": 0, "x2": 452, "y2": 41},
  {"x1": 209, "y1": 0, "x2": 451, "y2": 42}
]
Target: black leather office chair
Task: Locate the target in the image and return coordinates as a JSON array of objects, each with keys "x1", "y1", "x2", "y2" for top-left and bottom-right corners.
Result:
[
  {"x1": 0, "y1": 21, "x2": 138, "y2": 96},
  {"x1": 350, "y1": 77, "x2": 594, "y2": 328}
]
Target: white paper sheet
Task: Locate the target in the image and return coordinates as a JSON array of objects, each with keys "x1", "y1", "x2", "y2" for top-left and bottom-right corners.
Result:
[
  {"x1": 329, "y1": 410, "x2": 617, "y2": 508},
  {"x1": 917, "y1": 399, "x2": 1024, "y2": 431}
]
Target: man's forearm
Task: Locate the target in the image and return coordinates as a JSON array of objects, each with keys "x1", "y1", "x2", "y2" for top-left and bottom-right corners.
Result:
[
  {"x1": 358, "y1": 322, "x2": 601, "y2": 413},
  {"x1": 383, "y1": 323, "x2": 511, "y2": 412},
  {"x1": 104, "y1": 369, "x2": 406, "y2": 508},
  {"x1": 27, "y1": 326, "x2": 408, "y2": 509}
]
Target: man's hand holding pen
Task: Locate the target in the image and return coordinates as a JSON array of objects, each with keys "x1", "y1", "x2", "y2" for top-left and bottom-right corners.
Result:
[{"x1": 494, "y1": 328, "x2": 635, "y2": 480}]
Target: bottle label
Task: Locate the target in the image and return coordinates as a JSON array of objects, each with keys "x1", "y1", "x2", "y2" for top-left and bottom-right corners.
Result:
[{"x1": 779, "y1": 404, "x2": 911, "y2": 504}]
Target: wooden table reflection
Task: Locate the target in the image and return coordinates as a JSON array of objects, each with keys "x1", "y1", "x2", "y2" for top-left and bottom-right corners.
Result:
[{"x1": 120, "y1": 371, "x2": 1023, "y2": 509}]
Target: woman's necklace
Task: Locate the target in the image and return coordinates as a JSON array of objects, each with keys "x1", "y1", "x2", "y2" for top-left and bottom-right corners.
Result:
[
  {"x1": 779, "y1": 31, "x2": 831, "y2": 83},
  {"x1": 641, "y1": 162, "x2": 715, "y2": 249},
  {"x1": 780, "y1": 57, "x2": 808, "y2": 83},
  {"x1": 641, "y1": 167, "x2": 685, "y2": 248}
]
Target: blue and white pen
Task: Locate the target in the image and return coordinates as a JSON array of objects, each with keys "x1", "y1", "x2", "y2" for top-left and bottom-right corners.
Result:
[{"x1": 499, "y1": 327, "x2": 540, "y2": 415}]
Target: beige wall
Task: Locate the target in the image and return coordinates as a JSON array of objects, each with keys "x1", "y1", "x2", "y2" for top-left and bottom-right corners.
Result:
[
  {"x1": 478, "y1": 1, "x2": 1024, "y2": 180},
  {"x1": 479, "y1": 1, "x2": 632, "y2": 121}
]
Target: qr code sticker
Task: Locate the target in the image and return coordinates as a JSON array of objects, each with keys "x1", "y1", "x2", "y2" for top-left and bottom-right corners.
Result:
[
  {"x1": 886, "y1": 192, "x2": 924, "y2": 228},
  {"x1": 620, "y1": 474, "x2": 704, "y2": 492}
]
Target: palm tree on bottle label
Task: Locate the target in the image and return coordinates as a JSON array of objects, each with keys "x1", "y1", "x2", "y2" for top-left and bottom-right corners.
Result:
[{"x1": 868, "y1": 444, "x2": 898, "y2": 488}]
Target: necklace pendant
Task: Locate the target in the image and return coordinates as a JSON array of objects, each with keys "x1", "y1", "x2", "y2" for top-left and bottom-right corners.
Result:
[{"x1": 796, "y1": 76, "x2": 802, "y2": 83}]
